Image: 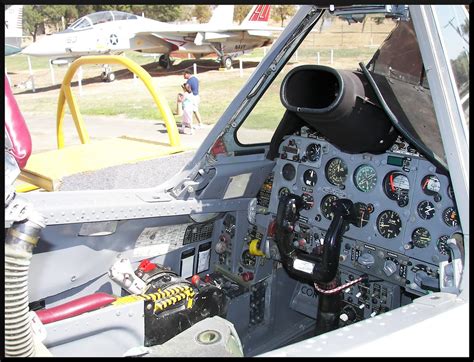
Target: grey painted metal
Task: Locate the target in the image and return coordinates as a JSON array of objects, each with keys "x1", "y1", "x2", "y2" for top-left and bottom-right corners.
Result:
[
  {"x1": 43, "y1": 300, "x2": 144, "y2": 357},
  {"x1": 23, "y1": 188, "x2": 251, "y2": 225},
  {"x1": 145, "y1": 316, "x2": 243, "y2": 357},
  {"x1": 409, "y1": 5, "x2": 469, "y2": 296},
  {"x1": 270, "y1": 135, "x2": 460, "y2": 269},
  {"x1": 259, "y1": 292, "x2": 469, "y2": 357}
]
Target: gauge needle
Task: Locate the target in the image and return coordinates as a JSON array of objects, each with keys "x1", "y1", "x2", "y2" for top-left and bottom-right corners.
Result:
[
  {"x1": 423, "y1": 178, "x2": 430, "y2": 189},
  {"x1": 389, "y1": 174, "x2": 395, "y2": 192}
]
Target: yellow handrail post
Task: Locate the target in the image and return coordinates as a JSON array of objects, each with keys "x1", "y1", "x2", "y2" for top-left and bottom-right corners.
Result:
[{"x1": 55, "y1": 55, "x2": 181, "y2": 149}]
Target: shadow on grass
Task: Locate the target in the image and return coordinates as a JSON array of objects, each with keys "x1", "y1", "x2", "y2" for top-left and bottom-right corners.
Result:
[{"x1": 13, "y1": 59, "x2": 261, "y2": 95}]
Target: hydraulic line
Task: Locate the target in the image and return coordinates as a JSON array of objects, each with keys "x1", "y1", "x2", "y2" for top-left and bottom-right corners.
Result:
[{"x1": 5, "y1": 210, "x2": 45, "y2": 357}]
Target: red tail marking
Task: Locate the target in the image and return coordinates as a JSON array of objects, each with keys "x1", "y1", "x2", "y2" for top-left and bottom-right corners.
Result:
[{"x1": 249, "y1": 5, "x2": 271, "y2": 22}]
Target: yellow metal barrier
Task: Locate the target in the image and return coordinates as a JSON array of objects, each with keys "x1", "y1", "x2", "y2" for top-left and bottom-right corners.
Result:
[{"x1": 56, "y1": 55, "x2": 181, "y2": 149}]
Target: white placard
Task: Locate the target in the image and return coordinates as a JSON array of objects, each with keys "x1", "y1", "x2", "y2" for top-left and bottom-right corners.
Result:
[
  {"x1": 181, "y1": 255, "x2": 194, "y2": 279},
  {"x1": 293, "y1": 259, "x2": 314, "y2": 275},
  {"x1": 133, "y1": 244, "x2": 170, "y2": 258},
  {"x1": 223, "y1": 173, "x2": 252, "y2": 199},
  {"x1": 197, "y1": 248, "x2": 211, "y2": 273}
]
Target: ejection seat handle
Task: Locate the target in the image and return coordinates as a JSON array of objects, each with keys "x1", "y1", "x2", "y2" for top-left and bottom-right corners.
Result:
[{"x1": 4, "y1": 75, "x2": 32, "y2": 169}]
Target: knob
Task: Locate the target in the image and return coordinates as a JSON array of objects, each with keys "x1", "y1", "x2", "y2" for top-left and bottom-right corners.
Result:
[
  {"x1": 215, "y1": 241, "x2": 227, "y2": 254},
  {"x1": 358, "y1": 252, "x2": 375, "y2": 267},
  {"x1": 383, "y1": 259, "x2": 398, "y2": 277},
  {"x1": 339, "y1": 306, "x2": 357, "y2": 323},
  {"x1": 339, "y1": 313, "x2": 349, "y2": 322}
]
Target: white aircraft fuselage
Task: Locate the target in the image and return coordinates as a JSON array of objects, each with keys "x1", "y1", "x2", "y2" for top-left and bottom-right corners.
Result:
[{"x1": 22, "y1": 8, "x2": 277, "y2": 62}]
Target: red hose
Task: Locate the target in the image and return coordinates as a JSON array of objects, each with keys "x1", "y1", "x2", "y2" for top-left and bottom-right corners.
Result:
[{"x1": 35, "y1": 293, "x2": 117, "y2": 325}]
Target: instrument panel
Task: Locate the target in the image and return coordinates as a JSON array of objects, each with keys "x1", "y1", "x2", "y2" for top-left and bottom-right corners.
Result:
[{"x1": 267, "y1": 132, "x2": 462, "y2": 292}]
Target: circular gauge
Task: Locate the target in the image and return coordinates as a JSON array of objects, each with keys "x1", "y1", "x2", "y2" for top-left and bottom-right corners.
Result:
[
  {"x1": 417, "y1": 200, "x2": 436, "y2": 220},
  {"x1": 447, "y1": 184, "x2": 455, "y2": 199},
  {"x1": 325, "y1": 158, "x2": 348, "y2": 186},
  {"x1": 383, "y1": 171, "x2": 410, "y2": 207},
  {"x1": 320, "y1": 194, "x2": 339, "y2": 220},
  {"x1": 241, "y1": 250, "x2": 256, "y2": 267},
  {"x1": 278, "y1": 187, "x2": 290, "y2": 198},
  {"x1": 282, "y1": 163, "x2": 296, "y2": 181},
  {"x1": 421, "y1": 175, "x2": 441, "y2": 196},
  {"x1": 305, "y1": 143, "x2": 321, "y2": 162},
  {"x1": 377, "y1": 210, "x2": 402, "y2": 239},
  {"x1": 353, "y1": 202, "x2": 370, "y2": 228},
  {"x1": 353, "y1": 164, "x2": 377, "y2": 193},
  {"x1": 303, "y1": 169, "x2": 318, "y2": 187},
  {"x1": 437, "y1": 235, "x2": 450, "y2": 256},
  {"x1": 442, "y1": 207, "x2": 459, "y2": 227},
  {"x1": 412, "y1": 227, "x2": 431, "y2": 248},
  {"x1": 301, "y1": 192, "x2": 314, "y2": 210}
]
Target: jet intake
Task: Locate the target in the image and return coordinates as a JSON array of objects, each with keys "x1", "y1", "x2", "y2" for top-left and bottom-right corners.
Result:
[{"x1": 280, "y1": 65, "x2": 397, "y2": 154}]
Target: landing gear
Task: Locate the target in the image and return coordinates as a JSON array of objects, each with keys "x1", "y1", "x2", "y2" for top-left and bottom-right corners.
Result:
[
  {"x1": 100, "y1": 65, "x2": 115, "y2": 82},
  {"x1": 222, "y1": 56, "x2": 233, "y2": 70},
  {"x1": 159, "y1": 54, "x2": 173, "y2": 69}
]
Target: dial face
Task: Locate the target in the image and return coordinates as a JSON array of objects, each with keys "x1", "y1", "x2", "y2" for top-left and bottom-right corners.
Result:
[
  {"x1": 303, "y1": 169, "x2": 318, "y2": 187},
  {"x1": 383, "y1": 171, "x2": 410, "y2": 207},
  {"x1": 282, "y1": 163, "x2": 296, "y2": 181},
  {"x1": 353, "y1": 164, "x2": 377, "y2": 192},
  {"x1": 301, "y1": 192, "x2": 314, "y2": 210},
  {"x1": 412, "y1": 227, "x2": 431, "y2": 248},
  {"x1": 241, "y1": 250, "x2": 256, "y2": 267},
  {"x1": 443, "y1": 207, "x2": 459, "y2": 227},
  {"x1": 325, "y1": 158, "x2": 348, "y2": 186},
  {"x1": 417, "y1": 200, "x2": 436, "y2": 220},
  {"x1": 353, "y1": 202, "x2": 370, "y2": 228},
  {"x1": 278, "y1": 187, "x2": 290, "y2": 199},
  {"x1": 377, "y1": 210, "x2": 402, "y2": 239},
  {"x1": 421, "y1": 175, "x2": 441, "y2": 196},
  {"x1": 305, "y1": 143, "x2": 321, "y2": 162},
  {"x1": 437, "y1": 235, "x2": 450, "y2": 255},
  {"x1": 320, "y1": 194, "x2": 339, "y2": 220}
]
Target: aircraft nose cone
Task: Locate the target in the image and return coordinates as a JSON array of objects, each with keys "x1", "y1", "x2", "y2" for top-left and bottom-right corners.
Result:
[
  {"x1": 22, "y1": 40, "x2": 45, "y2": 56},
  {"x1": 22, "y1": 36, "x2": 62, "y2": 57}
]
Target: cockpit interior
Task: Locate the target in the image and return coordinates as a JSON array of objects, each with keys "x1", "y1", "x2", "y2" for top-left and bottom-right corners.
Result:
[{"x1": 4, "y1": 5, "x2": 468, "y2": 358}]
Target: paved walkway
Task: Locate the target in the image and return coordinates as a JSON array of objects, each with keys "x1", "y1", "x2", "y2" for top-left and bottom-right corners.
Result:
[{"x1": 22, "y1": 111, "x2": 212, "y2": 154}]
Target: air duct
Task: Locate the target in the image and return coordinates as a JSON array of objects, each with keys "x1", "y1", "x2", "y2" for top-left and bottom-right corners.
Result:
[
  {"x1": 280, "y1": 65, "x2": 398, "y2": 154},
  {"x1": 5, "y1": 210, "x2": 45, "y2": 357}
]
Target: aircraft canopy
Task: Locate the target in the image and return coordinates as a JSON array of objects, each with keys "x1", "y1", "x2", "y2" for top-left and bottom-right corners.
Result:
[{"x1": 68, "y1": 11, "x2": 138, "y2": 30}]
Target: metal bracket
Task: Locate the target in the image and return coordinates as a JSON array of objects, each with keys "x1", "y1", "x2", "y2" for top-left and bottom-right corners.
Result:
[{"x1": 439, "y1": 238, "x2": 464, "y2": 294}]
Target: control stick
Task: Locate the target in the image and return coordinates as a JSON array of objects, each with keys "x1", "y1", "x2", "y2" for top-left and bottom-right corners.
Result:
[{"x1": 276, "y1": 194, "x2": 355, "y2": 283}]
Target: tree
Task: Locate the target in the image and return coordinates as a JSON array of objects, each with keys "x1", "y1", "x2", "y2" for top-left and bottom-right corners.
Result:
[
  {"x1": 178, "y1": 5, "x2": 194, "y2": 21},
  {"x1": 42, "y1": 5, "x2": 68, "y2": 31},
  {"x1": 144, "y1": 5, "x2": 182, "y2": 22},
  {"x1": 23, "y1": 5, "x2": 45, "y2": 41},
  {"x1": 234, "y1": 5, "x2": 252, "y2": 24},
  {"x1": 271, "y1": 5, "x2": 297, "y2": 27},
  {"x1": 193, "y1": 5, "x2": 212, "y2": 23},
  {"x1": 64, "y1": 6, "x2": 78, "y2": 28},
  {"x1": 76, "y1": 5, "x2": 95, "y2": 18}
]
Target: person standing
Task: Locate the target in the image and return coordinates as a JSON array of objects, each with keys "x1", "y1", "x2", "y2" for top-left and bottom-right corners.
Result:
[
  {"x1": 180, "y1": 83, "x2": 194, "y2": 135},
  {"x1": 183, "y1": 69, "x2": 203, "y2": 128}
]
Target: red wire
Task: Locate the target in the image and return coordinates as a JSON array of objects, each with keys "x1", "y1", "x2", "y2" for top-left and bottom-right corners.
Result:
[{"x1": 314, "y1": 275, "x2": 367, "y2": 295}]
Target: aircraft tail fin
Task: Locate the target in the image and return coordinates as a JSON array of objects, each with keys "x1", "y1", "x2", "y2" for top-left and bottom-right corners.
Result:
[
  {"x1": 208, "y1": 5, "x2": 235, "y2": 27},
  {"x1": 241, "y1": 5, "x2": 271, "y2": 26},
  {"x1": 5, "y1": 5, "x2": 23, "y2": 38}
]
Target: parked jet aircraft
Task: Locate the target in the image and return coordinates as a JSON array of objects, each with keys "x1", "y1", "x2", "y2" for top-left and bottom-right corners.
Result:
[
  {"x1": 4, "y1": 5, "x2": 23, "y2": 55},
  {"x1": 21, "y1": 5, "x2": 280, "y2": 81},
  {"x1": 5, "y1": 4, "x2": 469, "y2": 358}
]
